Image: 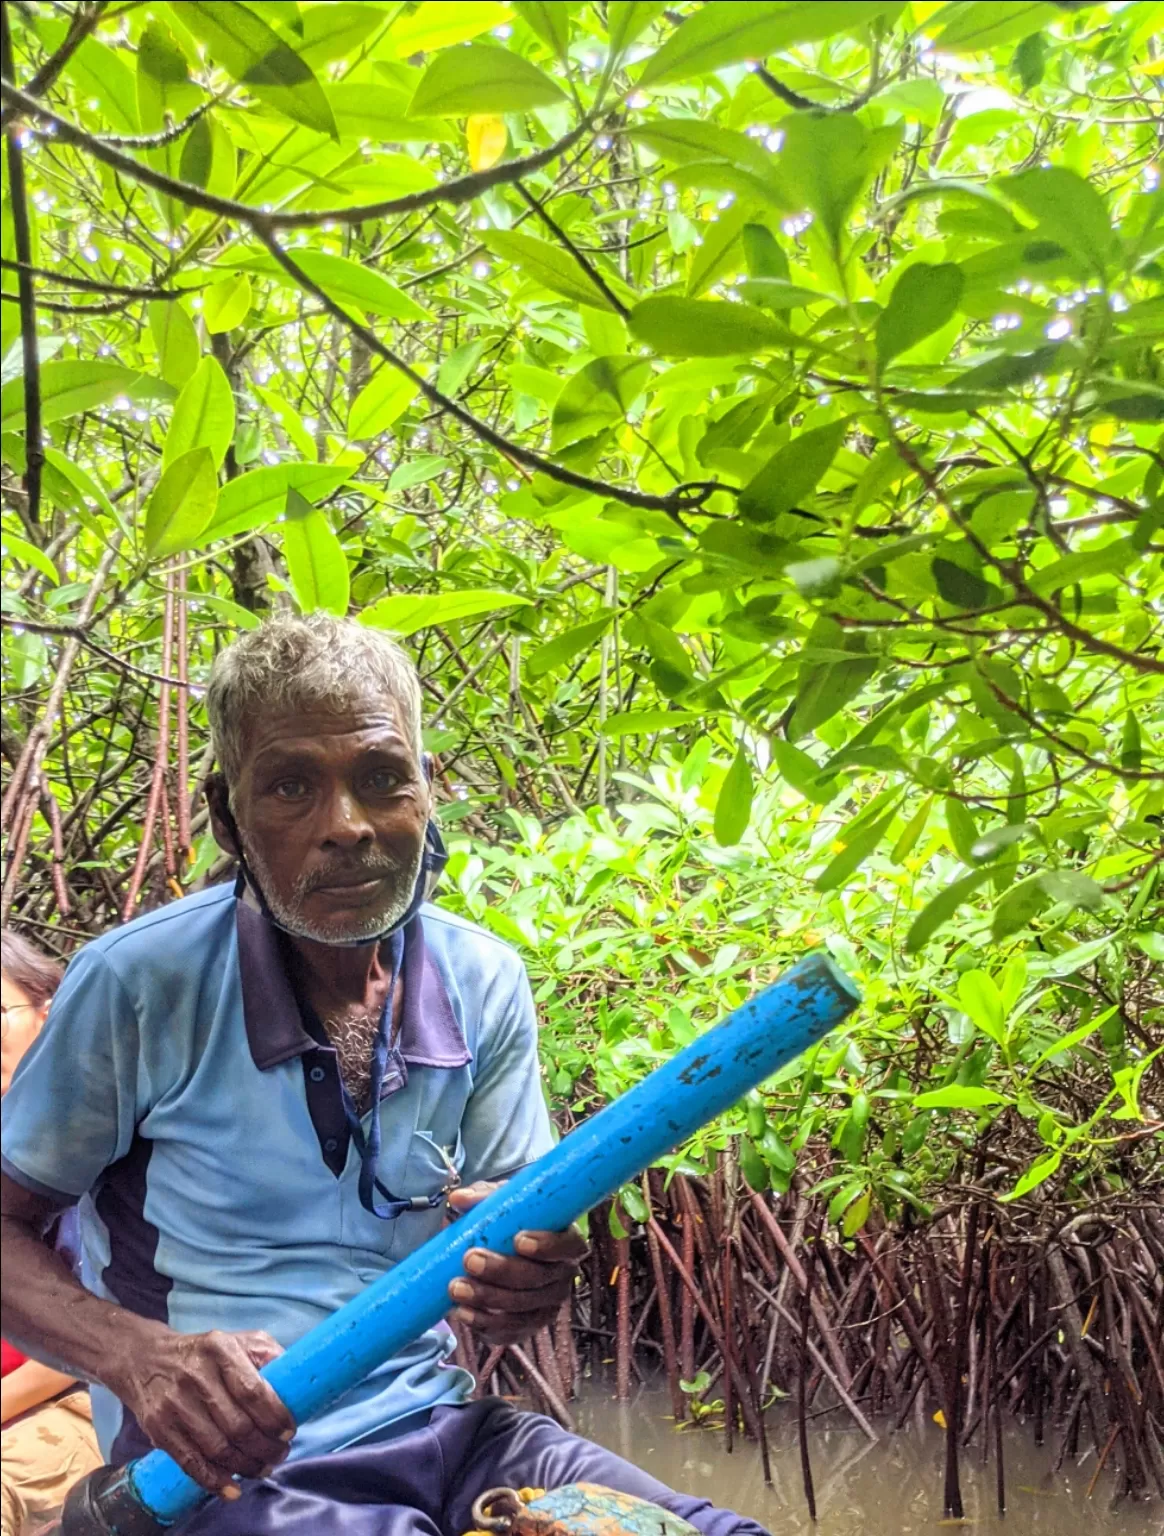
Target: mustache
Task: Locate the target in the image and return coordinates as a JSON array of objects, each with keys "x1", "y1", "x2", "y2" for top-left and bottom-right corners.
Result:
[{"x1": 295, "y1": 853, "x2": 412, "y2": 897}]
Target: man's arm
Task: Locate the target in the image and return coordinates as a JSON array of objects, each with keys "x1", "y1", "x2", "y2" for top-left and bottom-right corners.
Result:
[{"x1": 1, "y1": 1173, "x2": 295, "y2": 1494}]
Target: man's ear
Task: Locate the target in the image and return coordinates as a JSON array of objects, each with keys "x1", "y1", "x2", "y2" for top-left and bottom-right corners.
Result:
[{"x1": 204, "y1": 773, "x2": 240, "y2": 858}]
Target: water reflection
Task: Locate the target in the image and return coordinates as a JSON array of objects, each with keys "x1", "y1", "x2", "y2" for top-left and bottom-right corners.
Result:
[{"x1": 572, "y1": 1383, "x2": 1158, "y2": 1535}]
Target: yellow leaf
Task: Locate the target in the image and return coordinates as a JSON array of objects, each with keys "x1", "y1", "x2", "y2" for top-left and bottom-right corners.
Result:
[
  {"x1": 467, "y1": 114, "x2": 507, "y2": 171},
  {"x1": 933, "y1": 1408, "x2": 947, "y2": 1428}
]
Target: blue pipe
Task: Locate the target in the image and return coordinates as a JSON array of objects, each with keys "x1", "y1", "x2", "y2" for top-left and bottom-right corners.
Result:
[{"x1": 76, "y1": 951, "x2": 859, "y2": 1532}]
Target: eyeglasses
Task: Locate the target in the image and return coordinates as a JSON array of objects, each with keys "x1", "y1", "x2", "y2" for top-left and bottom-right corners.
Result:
[{"x1": 0, "y1": 1002, "x2": 40, "y2": 1038}]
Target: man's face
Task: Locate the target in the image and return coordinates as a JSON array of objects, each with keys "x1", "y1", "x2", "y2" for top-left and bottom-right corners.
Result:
[{"x1": 217, "y1": 699, "x2": 430, "y2": 945}]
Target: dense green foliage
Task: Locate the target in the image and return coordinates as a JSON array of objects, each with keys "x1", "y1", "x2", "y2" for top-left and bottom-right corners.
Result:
[{"x1": 2, "y1": 0, "x2": 1160, "y2": 1232}]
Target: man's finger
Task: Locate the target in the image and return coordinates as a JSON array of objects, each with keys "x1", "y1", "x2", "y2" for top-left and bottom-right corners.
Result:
[
  {"x1": 449, "y1": 1273, "x2": 570, "y2": 1315},
  {"x1": 514, "y1": 1227, "x2": 588, "y2": 1263},
  {"x1": 214, "y1": 1336, "x2": 296, "y2": 1439},
  {"x1": 446, "y1": 1181, "x2": 500, "y2": 1216},
  {"x1": 462, "y1": 1247, "x2": 580, "y2": 1289},
  {"x1": 451, "y1": 1305, "x2": 561, "y2": 1344}
]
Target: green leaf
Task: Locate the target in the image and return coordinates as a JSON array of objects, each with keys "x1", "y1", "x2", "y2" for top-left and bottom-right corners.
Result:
[
  {"x1": 514, "y1": 1, "x2": 572, "y2": 59},
  {"x1": 789, "y1": 622, "x2": 877, "y2": 741},
  {"x1": 1013, "y1": 31, "x2": 1047, "y2": 91},
  {"x1": 778, "y1": 112, "x2": 893, "y2": 251},
  {"x1": 551, "y1": 356, "x2": 651, "y2": 451},
  {"x1": 742, "y1": 223, "x2": 790, "y2": 281},
  {"x1": 905, "y1": 866, "x2": 995, "y2": 952},
  {"x1": 687, "y1": 203, "x2": 751, "y2": 299},
  {"x1": 6, "y1": 631, "x2": 47, "y2": 691},
  {"x1": 629, "y1": 296, "x2": 788, "y2": 358},
  {"x1": 1002, "y1": 1150, "x2": 1061, "y2": 1201},
  {"x1": 271, "y1": 251, "x2": 430, "y2": 322},
  {"x1": 348, "y1": 367, "x2": 423, "y2": 440},
  {"x1": 932, "y1": 556, "x2": 993, "y2": 609},
  {"x1": 2, "y1": 532, "x2": 59, "y2": 584},
  {"x1": 626, "y1": 120, "x2": 773, "y2": 180},
  {"x1": 1025, "y1": 538, "x2": 1135, "y2": 597},
  {"x1": 149, "y1": 301, "x2": 200, "y2": 390},
  {"x1": 527, "y1": 615, "x2": 614, "y2": 677},
  {"x1": 408, "y1": 44, "x2": 566, "y2": 116},
  {"x1": 177, "y1": 1, "x2": 338, "y2": 138},
  {"x1": 282, "y1": 488, "x2": 349, "y2": 615},
  {"x1": 933, "y1": 2, "x2": 1061, "y2": 52},
  {"x1": 137, "y1": 19, "x2": 196, "y2": 134},
  {"x1": 738, "y1": 420, "x2": 846, "y2": 523},
  {"x1": 714, "y1": 747, "x2": 754, "y2": 847},
  {"x1": 204, "y1": 463, "x2": 349, "y2": 541},
  {"x1": 945, "y1": 797, "x2": 980, "y2": 864},
  {"x1": 876, "y1": 262, "x2": 964, "y2": 368},
  {"x1": 436, "y1": 340, "x2": 485, "y2": 400},
  {"x1": 913, "y1": 1085, "x2": 1009, "y2": 1110},
  {"x1": 891, "y1": 796, "x2": 933, "y2": 863},
  {"x1": 607, "y1": 1, "x2": 667, "y2": 64},
  {"x1": 599, "y1": 709, "x2": 703, "y2": 736},
  {"x1": 991, "y1": 873, "x2": 1050, "y2": 941},
  {"x1": 842, "y1": 1188, "x2": 871, "y2": 1237},
  {"x1": 0, "y1": 361, "x2": 171, "y2": 430},
  {"x1": 1120, "y1": 709, "x2": 1142, "y2": 775},
  {"x1": 389, "y1": 1, "x2": 513, "y2": 53},
  {"x1": 360, "y1": 589, "x2": 533, "y2": 636},
  {"x1": 202, "y1": 273, "x2": 252, "y2": 334},
  {"x1": 163, "y1": 355, "x2": 235, "y2": 470},
  {"x1": 58, "y1": 32, "x2": 139, "y2": 132},
  {"x1": 814, "y1": 806, "x2": 898, "y2": 892},
  {"x1": 971, "y1": 823, "x2": 1036, "y2": 862},
  {"x1": 637, "y1": 1, "x2": 903, "y2": 88},
  {"x1": 618, "y1": 1181, "x2": 650, "y2": 1224},
  {"x1": 144, "y1": 446, "x2": 219, "y2": 557},
  {"x1": 483, "y1": 230, "x2": 624, "y2": 313},
  {"x1": 957, "y1": 969, "x2": 1006, "y2": 1045},
  {"x1": 296, "y1": 3, "x2": 387, "y2": 70},
  {"x1": 388, "y1": 455, "x2": 449, "y2": 491},
  {"x1": 1004, "y1": 166, "x2": 1114, "y2": 275}
]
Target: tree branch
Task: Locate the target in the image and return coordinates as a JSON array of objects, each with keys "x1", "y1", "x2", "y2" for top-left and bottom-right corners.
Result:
[
  {"x1": 0, "y1": 79, "x2": 593, "y2": 230},
  {"x1": 0, "y1": 0, "x2": 104, "y2": 126},
  {"x1": 1, "y1": 3, "x2": 42, "y2": 525},
  {"x1": 515, "y1": 182, "x2": 630, "y2": 318},
  {"x1": 253, "y1": 221, "x2": 717, "y2": 516}
]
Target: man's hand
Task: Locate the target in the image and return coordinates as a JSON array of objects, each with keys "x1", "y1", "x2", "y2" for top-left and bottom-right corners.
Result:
[
  {"x1": 108, "y1": 1325, "x2": 296, "y2": 1497},
  {"x1": 446, "y1": 1181, "x2": 587, "y2": 1346}
]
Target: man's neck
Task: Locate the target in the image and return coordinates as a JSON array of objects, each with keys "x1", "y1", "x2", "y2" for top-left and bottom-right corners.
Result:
[{"x1": 289, "y1": 935, "x2": 388, "y2": 1010}]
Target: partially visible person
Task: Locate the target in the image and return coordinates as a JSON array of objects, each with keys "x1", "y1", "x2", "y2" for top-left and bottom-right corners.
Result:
[{"x1": 1, "y1": 930, "x2": 102, "y2": 1536}]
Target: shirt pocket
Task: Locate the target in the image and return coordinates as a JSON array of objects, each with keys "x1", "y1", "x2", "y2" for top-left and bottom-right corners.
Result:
[{"x1": 384, "y1": 1129, "x2": 466, "y2": 1262}]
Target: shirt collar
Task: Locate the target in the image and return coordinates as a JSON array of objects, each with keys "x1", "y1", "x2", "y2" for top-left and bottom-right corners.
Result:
[{"x1": 236, "y1": 900, "x2": 470, "y2": 1072}]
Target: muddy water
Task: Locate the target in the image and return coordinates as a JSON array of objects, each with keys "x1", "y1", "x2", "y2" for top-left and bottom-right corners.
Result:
[{"x1": 572, "y1": 1383, "x2": 1160, "y2": 1535}]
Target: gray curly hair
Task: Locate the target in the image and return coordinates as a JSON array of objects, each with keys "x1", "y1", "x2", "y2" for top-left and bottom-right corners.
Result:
[{"x1": 206, "y1": 614, "x2": 423, "y2": 791}]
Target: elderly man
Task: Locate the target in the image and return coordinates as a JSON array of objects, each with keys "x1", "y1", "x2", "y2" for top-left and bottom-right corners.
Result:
[{"x1": 1, "y1": 617, "x2": 764, "y2": 1536}]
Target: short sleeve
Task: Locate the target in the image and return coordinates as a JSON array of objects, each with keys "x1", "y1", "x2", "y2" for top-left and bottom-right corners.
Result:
[
  {"x1": 1, "y1": 946, "x2": 141, "y2": 1203},
  {"x1": 459, "y1": 963, "x2": 554, "y2": 1185}
]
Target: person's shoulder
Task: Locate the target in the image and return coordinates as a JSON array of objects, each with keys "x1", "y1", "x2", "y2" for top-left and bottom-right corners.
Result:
[
  {"x1": 73, "y1": 884, "x2": 236, "y2": 977},
  {"x1": 420, "y1": 902, "x2": 527, "y2": 984}
]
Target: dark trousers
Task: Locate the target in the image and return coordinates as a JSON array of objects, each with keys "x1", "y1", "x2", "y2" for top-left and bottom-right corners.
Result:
[{"x1": 181, "y1": 1399, "x2": 769, "y2": 1536}]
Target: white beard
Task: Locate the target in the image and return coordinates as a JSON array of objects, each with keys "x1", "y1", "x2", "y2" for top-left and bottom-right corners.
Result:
[{"x1": 239, "y1": 832, "x2": 424, "y2": 945}]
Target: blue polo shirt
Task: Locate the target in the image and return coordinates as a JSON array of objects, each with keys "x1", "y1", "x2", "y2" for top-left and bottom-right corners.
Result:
[{"x1": 0, "y1": 885, "x2": 554, "y2": 1464}]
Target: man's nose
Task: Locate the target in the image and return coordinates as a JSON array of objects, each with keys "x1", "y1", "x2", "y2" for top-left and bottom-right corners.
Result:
[{"x1": 319, "y1": 786, "x2": 374, "y2": 847}]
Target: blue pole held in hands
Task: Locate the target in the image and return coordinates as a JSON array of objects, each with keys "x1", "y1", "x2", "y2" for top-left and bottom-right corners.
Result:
[{"x1": 64, "y1": 951, "x2": 860, "y2": 1534}]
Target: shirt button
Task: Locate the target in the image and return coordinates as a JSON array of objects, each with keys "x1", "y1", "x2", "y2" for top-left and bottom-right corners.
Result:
[
  {"x1": 309, "y1": 1066, "x2": 326, "y2": 1083},
  {"x1": 324, "y1": 1138, "x2": 338, "y2": 1153}
]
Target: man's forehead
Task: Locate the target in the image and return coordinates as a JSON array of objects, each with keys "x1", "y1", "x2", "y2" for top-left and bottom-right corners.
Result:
[{"x1": 243, "y1": 701, "x2": 414, "y2": 764}]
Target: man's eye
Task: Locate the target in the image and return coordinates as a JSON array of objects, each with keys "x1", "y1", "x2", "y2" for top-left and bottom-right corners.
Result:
[
  {"x1": 272, "y1": 779, "x2": 309, "y2": 800},
  {"x1": 367, "y1": 769, "x2": 401, "y2": 793}
]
